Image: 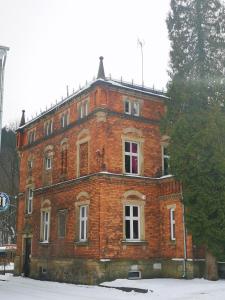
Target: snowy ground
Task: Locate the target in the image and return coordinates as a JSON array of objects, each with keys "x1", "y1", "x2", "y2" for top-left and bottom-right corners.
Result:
[
  {"x1": 0, "y1": 262, "x2": 14, "y2": 271},
  {"x1": 0, "y1": 274, "x2": 225, "y2": 300}
]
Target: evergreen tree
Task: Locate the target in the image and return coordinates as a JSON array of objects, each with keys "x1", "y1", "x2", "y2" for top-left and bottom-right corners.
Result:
[{"x1": 165, "y1": 0, "x2": 225, "y2": 280}]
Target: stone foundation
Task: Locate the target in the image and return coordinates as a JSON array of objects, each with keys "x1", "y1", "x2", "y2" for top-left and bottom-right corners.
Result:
[{"x1": 14, "y1": 256, "x2": 205, "y2": 284}]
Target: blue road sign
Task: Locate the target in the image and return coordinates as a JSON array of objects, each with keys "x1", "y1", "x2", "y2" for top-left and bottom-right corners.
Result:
[{"x1": 0, "y1": 192, "x2": 10, "y2": 212}]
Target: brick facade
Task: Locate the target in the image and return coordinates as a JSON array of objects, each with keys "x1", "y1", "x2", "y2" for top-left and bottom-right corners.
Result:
[{"x1": 15, "y1": 58, "x2": 203, "y2": 284}]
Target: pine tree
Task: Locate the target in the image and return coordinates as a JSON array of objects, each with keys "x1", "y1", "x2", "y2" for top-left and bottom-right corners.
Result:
[{"x1": 165, "y1": 0, "x2": 225, "y2": 280}]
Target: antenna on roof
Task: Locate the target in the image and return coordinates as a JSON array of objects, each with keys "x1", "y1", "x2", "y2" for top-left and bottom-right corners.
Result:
[
  {"x1": 137, "y1": 38, "x2": 145, "y2": 87},
  {"x1": 66, "y1": 85, "x2": 69, "y2": 97}
]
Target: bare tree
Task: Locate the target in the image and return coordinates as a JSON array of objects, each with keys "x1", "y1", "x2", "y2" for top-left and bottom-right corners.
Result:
[{"x1": 0, "y1": 126, "x2": 19, "y2": 245}]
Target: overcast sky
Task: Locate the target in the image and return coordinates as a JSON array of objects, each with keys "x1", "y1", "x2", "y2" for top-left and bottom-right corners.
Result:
[{"x1": 0, "y1": 0, "x2": 171, "y2": 126}]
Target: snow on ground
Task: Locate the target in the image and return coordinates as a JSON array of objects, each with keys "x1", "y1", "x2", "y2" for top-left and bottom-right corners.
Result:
[
  {"x1": 0, "y1": 274, "x2": 225, "y2": 300},
  {"x1": 0, "y1": 262, "x2": 14, "y2": 271}
]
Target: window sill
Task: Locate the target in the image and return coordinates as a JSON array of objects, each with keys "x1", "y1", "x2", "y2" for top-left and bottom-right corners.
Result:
[
  {"x1": 75, "y1": 241, "x2": 89, "y2": 246},
  {"x1": 39, "y1": 241, "x2": 50, "y2": 245},
  {"x1": 121, "y1": 240, "x2": 148, "y2": 246},
  {"x1": 25, "y1": 213, "x2": 32, "y2": 217}
]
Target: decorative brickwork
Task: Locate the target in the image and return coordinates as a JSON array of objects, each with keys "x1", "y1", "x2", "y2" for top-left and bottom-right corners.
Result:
[{"x1": 15, "y1": 58, "x2": 203, "y2": 284}]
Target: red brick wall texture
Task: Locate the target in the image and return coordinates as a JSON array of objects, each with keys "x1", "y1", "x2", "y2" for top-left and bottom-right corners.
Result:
[{"x1": 16, "y1": 81, "x2": 195, "y2": 277}]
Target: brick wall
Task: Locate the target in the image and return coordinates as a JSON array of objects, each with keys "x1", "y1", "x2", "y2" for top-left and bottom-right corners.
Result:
[{"x1": 15, "y1": 81, "x2": 197, "y2": 282}]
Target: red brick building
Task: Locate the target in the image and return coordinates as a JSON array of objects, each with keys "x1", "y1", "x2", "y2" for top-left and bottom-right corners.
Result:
[{"x1": 15, "y1": 57, "x2": 203, "y2": 284}]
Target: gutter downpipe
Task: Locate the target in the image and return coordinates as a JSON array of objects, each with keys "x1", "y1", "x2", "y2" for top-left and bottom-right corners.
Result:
[{"x1": 181, "y1": 184, "x2": 187, "y2": 278}]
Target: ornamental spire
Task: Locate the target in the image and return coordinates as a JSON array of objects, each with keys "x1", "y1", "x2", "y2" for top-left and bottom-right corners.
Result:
[
  {"x1": 19, "y1": 110, "x2": 25, "y2": 126},
  {"x1": 97, "y1": 56, "x2": 105, "y2": 80}
]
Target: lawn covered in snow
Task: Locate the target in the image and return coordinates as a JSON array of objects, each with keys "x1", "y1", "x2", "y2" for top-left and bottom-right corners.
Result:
[{"x1": 0, "y1": 274, "x2": 224, "y2": 300}]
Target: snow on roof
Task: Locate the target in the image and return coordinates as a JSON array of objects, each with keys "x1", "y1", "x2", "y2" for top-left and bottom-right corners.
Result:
[{"x1": 18, "y1": 77, "x2": 168, "y2": 130}]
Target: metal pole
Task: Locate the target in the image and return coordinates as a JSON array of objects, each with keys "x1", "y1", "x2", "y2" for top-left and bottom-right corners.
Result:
[
  {"x1": 0, "y1": 46, "x2": 9, "y2": 152},
  {"x1": 137, "y1": 39, "x2": 144, "y2": 86}
]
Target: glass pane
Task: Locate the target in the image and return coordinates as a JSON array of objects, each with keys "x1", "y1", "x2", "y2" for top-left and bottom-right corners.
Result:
[
  {"x1": 125, "y1": 155, "x2": 130, "y2": 173},
  {"x1": 164, "y1": 158, "x2": 169, "y2": 175},
  {"x1": 29, "y1": 189, "x2": 33, "y2": 198},
  {"x1": 81, "y1": 221, "x2": 85, "y2": 239},
  {"x1": 173, "y1": 224, "x2": 176, "y2": 239},
  {"x1": 164, "y1": 147, "x2": 169, "y2": 156},
  {"x1": 133, "y1": 220, "x2": 139, "y2": 239},
  {"x1": 132, "y1": 156, "x2": 138, "y2": 174},
  {"x1": 125, "y1": 142, "x2": 130, "y2": 152},
  {"x1": 44, "y1": 224, "x2": 48, "y2": 240},
  {"x1": 133, "y1": 102, "x2": 139, "y2": 116},
  {"x1": 132, "y1": 143, "x2": 137, "y2": 153},
  {"x1": 133, "y1": 206, "x2": 138, "y2": 217},
  {"x1": 125, "y1": 206, "x2": 130, "y2": 216},
  {"x1": 81, "y1": 206, "x2": 85, "y2": 218},
  {"x1": 125, "y1": 220, "x2": 130, "y2": 239},
  {"x1": 125, "y1": 101, "x2": 130, "y2": 113},
  {"x1": 172, "y1": 210, "x2": 175, "y2": 220}
]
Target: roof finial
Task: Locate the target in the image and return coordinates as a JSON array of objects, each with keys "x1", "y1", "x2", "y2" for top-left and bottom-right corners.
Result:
[
  {"x1": 19, "y1": 110, "x2": 25, "y2": 126},
  {"x1": 97, "y1": 56, "x2": 105, "y2": 80}
]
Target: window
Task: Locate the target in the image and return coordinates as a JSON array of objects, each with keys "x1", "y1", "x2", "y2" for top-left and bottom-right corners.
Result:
[
  {"x1": 79, "y1": 205, "x2": 88, "y2": 241},
  {"x1": 26, "y1": 188, "x2": 33, "y2": 214},
  {"x1": 125, "y1": 100, "x2": 131, "y2": 114},
  {"x1": 45, "y1": 157, "x2": 52, "y2": 170},
  {"x1": 28, "y1": 159, "x2": 33, "y2": 171},
  {"x1": 170, "y1": 208, "x2": 176, "y2": 241},
  {"x1": 125, "y1": 205, "x2": 140, "y2": 240},
  {"x1": 44, "y1": 120, "x2": 53, "y2": 136},
  {"x1": 41, "y1": 210, "x2": 50, "y2": 242},
  {"x1": 61, "y1": 148, "x2": 68, "y2": 175},
  {"x1": 58, "y1": 210, "x2": 67, "y2": 238},
  {"x1": 78, "y1": 101, "x2": 89, "y2": 119},
  {"x1": 124, "y1": 100, "x2": 140, "y2": 116},
  {"x1": 27, "y1": 159, "x2": 33, "y2": 176},
  {"x1": 133, "y1": 102, "x2": 140, "y2": 116},
  {"x1": 61, "y1": 112, "x2": 69, "y2": 128},
  {"x1": 124, "y1": 141, "x2": 139, "y2": 174},
  {"x1": 162, "y1": 146, "x2": 170, "y2": 175},
  {"x1": 28, "y1": 130, "x2": 35, "y2": 144}
]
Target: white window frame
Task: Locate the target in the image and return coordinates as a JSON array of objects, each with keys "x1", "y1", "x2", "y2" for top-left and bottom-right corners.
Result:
[
  {"x1": 45, "y1": 156, "x2": 52, "y2": 170},
  {"x1": 162, "y1": 146, "x2": 170, "y2": 175},
  {"x1": 28, "y1": 130, "x2": 35, "y2": 144},
  {"x1": 41, "y1": 210, "x2": 50, "y2": 242},
  {"x1": 27, "y1": 188, "x2": 33, "y2": 214},
  {"x1": 45, "y1": 120, "x2": 53, "y2": 136},
  {"x1": 84, "y1": 101, "x2": 88, "y2": 117},
  {"x1": 125, "y1": 205, "x2": 140, "y2": 241},
  {"x1": 124, "y1": 141, "x2": 139, "y2": 175},
  {"x1": 133, "y1": 101, "x2": 140, "y2": 116},
  {"x1": 61, "y1": 113, "x2": 69, "y2": 128},
  {"x1": 124, "y1": 100, "x2": 131, "y2": 115},
  {"x1": 170, "y1": 208, "x2": 176, "y2": 241},
  {"x1": 79, "y1": 205, "x2": 88, "y2": 241}
]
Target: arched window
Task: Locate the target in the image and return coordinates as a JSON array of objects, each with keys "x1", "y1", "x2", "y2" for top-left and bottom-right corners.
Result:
[{"x1": 122, "y1": 190, "x2": 146, "y2": 242}]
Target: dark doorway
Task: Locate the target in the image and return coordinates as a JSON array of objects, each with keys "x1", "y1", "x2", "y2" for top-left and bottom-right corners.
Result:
[{"x1": 23, "y1": 238, "x2": 31, "y2": 277}]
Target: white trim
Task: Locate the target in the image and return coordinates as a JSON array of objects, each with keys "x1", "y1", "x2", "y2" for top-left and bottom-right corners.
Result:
[
  {"x1": 27, "y1": 188, "x2": 33, "y2": 214},
  {"x1": 170, "y1": 208, "x2": 176, "y2": 241},
  {"x1": 124, "y1": 141, "x2": 139, "y2": 175},
  {"x1": 124, "y1": 99, "x2": 131, "y2": 115},
  {"x1": 125, "y1": 204, "x2": 140, "y2": 241},
  {"x1": 45, "y1": 157, "x2": 52, "y2": 170},
  {"x1": 41, "y1": 210, "x2": 50, "y2": 242},
  {"x1": 79, "y1": 205, "x2": 88, "y2": 241}
]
